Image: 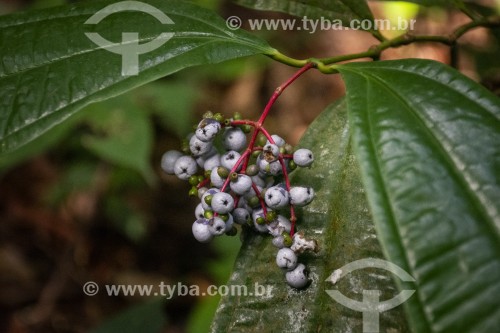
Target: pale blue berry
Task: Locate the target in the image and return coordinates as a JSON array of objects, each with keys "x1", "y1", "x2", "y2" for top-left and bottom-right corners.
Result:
[
  {"x1": 174, "y1": 156, "x2": 198, "y2": 180},
  {"x1": 201, "y1": 188, "x2": 220, "y2": 210},
  {"x1": 161, "y1": 150, "x2": 182, "y2": 174},
  {"x1": 265, "y1": 185, "x2": 289, "y2": 209},
  {"x1": 211, "y1": 192, "x2": 234, "y2": 214},
  {"x1": 263, "y1": 143, "x2": 280, "y2": 162},
  {"x1": 272, "y1": 235, "x2": 285, "y2": 248},
  {"x1": 195, "y1": 119, "x2": 221, "y2": 142},
  {"x1": 195, "y1": 203, "x2": 205, "y2": 219},
  {"x1": 203, "y1": 153, "x2": 221, "y2": 171},
  {"x1": 192, "y1": 219, "x2": 213, "y2": 243},
  {"x1": 276, "y1": 248, "x2": 298, "y2": 271},
  {"x1": 267, "y1": 215, "x2": 291, "y2": 236},
  {"x1": 289, "y1": 186, "x2": 315, "y2": 206},
  {"x1": 293, "y1": 149, "x2": 314, "y2": 167},
  {"x1": 285, "y1": 263, "x2": 309, "y2": 288},
  {"x1": 233, "y1": 208, "x2": 251, "y2": 225},
  {"x1": 220, "y1": 151, "x2": 241, "y2": 170},
  {"x1": 208, "y1": 217, "x2": 226, "y2": 236},
  {"x1": 251, "y1": 208, "x2": 270, "y2": 233},
  {"x1": 230, "y1": 174, "x2": 252, "y2": 195},
  {"x1": 266, "y1": 134, "x2": 285, "y2": 147},
  {"x1": 223, "y1": 127, "x2": 247, "y2": 151},
  {"x1": 210, "y1": 168, "x2": 225, "y2": 188},
  {"x1": 189, "y1": 135, "x2": 212, "y2": 157}
]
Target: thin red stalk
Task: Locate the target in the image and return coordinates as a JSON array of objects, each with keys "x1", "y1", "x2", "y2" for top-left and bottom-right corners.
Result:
[
  {"x1": 220, "y1": 150, "x2": 251, "y2": 192},
  {"x1": 251, "y1": 183, "x2": 267, "y2": 215},
  {"x1": 257, "y1": 63, "x2": 314, "y2": 126}
]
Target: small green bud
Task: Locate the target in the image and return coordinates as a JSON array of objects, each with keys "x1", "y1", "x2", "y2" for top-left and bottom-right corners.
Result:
[
  {"x1": 219, "y1": 214, "x2": 229, "y2": 222},
  {"x1": 217, "y1": 166, "x2": 229, "y2": 178},
  {"x1": 279, "y1": 146, "x2": 286, "y2": 155},
  {"x1": 242, "y1": 124, "x2": 252, "y2": 133},
  {"x1": 257, "y1": 134, "x2": 267, "y2": 147},
  {"x1": 248, "y1": 196, "x2": 260, "y2": 208},
  {"x1": 282, "y1": 232, "x2": 293, "y2": 247},
  {"x1": 230, "y1": 172, "x2": 238, "y2": 182},
  {"x1": 252, "y1": 150, "x2": 261, "y2": 158},
  {"x1": 256, "y1": 216, "x2": 266, "y2": 225},
  {"x1": 284, "y1": 143, "x2": 294, "y2": 154},
  {"x1": 189, "y1": 175, "x2": 199, "y2": 186},
  {"x1": 189, "y1": 186, "x2": 198, "y2": 197},
  {"x1": 204, "y1": 210, "x2": 214, "y2": 219},
  {"x1": 288, "y1": 160, "x2": 297, "y2": 171},
  {"x1": 233, "y1": 112, "x2": 242, "y2": 120},
  {"x1": 265, "y1": 211, "x2": 277, "y2": 222},
  {"x1": 203, "y1": 111, "x2": 214, "y2": 119},
  {"x1": 214, "y1": 112, "x2": 224, "y2": 123},
  {"x1": 198, "y1": 175, "x2": 205, "y2": 183},
  {"x1": 204, "y1": 194, "x2": 213, "y2": 206},
  {"x1": 204, "y1": 170, "x2": 212, "y2": 178},
  {"x1": 246, "y1": 164, "x2": 259, "y2": 176}
]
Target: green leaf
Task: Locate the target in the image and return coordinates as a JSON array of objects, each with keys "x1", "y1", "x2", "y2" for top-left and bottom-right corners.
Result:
[
  {"x1": 0, "y1": 0, "x2": 274, "y2": 155},
  {"x1": 210, "y1": 100, "x2": 409, "y2": 332},
  {"x1": 90, "y1": 298, "x2": 167, "y2": 333},
  {"x1": 82, "y1": 95, "x2": 155, "y2": 184},
  {"x1": 337, "y1": 59, "x2": 500, "y2": 333},
  {"x1": 234, "y1": 0, "x2": 375, "y2": 27}
]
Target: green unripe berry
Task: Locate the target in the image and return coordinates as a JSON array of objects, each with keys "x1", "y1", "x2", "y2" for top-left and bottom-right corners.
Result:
[
  {"x1": 219, "y1": 214, "x2": 229, "y2": 222},
  {"x1": 203, "y1": 111, "x2": 214, "y2": 119},
  {"x1": 257, "y1": 134, "x2": 267, "y2": 147},
  {"x1": 204, "y1": 170, "x2": 212, "y2": 178},
  {"x1": 189, "y1": 175, "x2": 199, "y2": 186},
  {"x1": 233, "y1": 112, "x2": 242, "y2": 120},
  {"x1": 252, "y1": 150, "x2": 261, "y2": 158},
  {"x1": 214, "y1": 112, "x2": 224, "y2": 123},
  {"x1": 198, "y1": 175, "x2": 205, "y2": 183},
  {"x1": 242, "y1": 125, "x2": 252, "y2": 133},
  {"x1": 229, "y1": 172, "x2": 238, "y2": 182},
  {"x1": 217, "y1": 166, "x2": 229, "y2": 178},
  {"x1": 256, "y1": 216, "x2": 266, "y2": 225},
  {"x1": 204, "y1": 194, "x2": 213, "y2": 206},
  {"x1": 282, "y1": 232, "x2": 293, "y2": 247},
  {"x1": 248, "y1": 196, "x2": 260, "y2": 208},
  {"x1": 224, "y1": 119, "x2": 231, "y2": 126},
  {"x1": 279, "y1": 146, "x2": 286, "y2": 155},
  {"x1": 189, "y1": 186, "x2": 198, "y2": 197},
  {"x1": 204, "y1": 210, "x2": 214, "y2": 219},
  {"x1": 266, "y1": 211, "x2": 277, "y2": 222},
  {"x1": 245, "y1": 164, "x2": 259, "y2": 176},
  {"x1": 288, "y1": 160, "x2": 297, "y2": 171}
]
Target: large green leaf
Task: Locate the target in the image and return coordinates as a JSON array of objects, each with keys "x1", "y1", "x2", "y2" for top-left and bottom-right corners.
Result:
[
  {"x1": 234, "y1": 0, "x2": 375, "y2": 28},
  {"x1": 337, "y1": 59, "x2": 500, "y2": 333},
  {"x1": 0, "y1": 0, "x2": 273, "y2": 155},
  {"x1": 210, "y1": 100, "x2": 409, "y2": 332}
]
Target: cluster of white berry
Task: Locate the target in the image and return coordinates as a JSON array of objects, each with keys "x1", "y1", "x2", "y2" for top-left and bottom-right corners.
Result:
[{"x1": 161, "y1": 112, "x2": 318, "y2": 288}]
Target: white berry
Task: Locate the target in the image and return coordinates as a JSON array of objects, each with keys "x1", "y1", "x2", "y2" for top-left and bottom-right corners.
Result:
[
  {"x1": 211, "y1": 192, "x2": 235, "y2": 214},
  {"x1": 276, "y1": 248, "x2": 298, "y2": 271},
  {"x1": 289, "y1": 186, "x2": 315, "y2": 206},
  {"x1": 286, "y1": 263, "x2": 309, "y2": 288},
  {"x1": 230, "y1": 174, "x2": 252, "y2": 195},
  {"x1": 195, "y1": 119, "x2": 221, "y2": 142},
  {"x1": 161, "y1": 150, "x2": 182, "y2": 174},
  {"x1": 220, "y1": 151, "x2": 241, "y2": 170},
  {"x1": 189, "y1": 135, "x2": 212, "y2": 157},
  {"x1": 208, "y1": 217, "x2": 226, "y2": 236},
  {"x1": 293, "y1": 149, "x2": 314, "y2": 167},
  {"x1": 174, "y1": 156, "x2": 198, "y2": 180},
  {"x1": 192, "y1": 219, "x2": 213, "y2": 243},
  {"x1": 223, "y1": 127, "x2": 247, "y2": 151},
  {"x1": 233, "y1": 208, "x2": 250, "y2": 225},
  {"x1": 265, "y1": 185, "x2": 289, "y2": 209}
]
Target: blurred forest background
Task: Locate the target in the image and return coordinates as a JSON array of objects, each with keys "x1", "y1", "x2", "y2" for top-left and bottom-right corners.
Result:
[{"x1": 0, "y1": 0, "x2": 499, "y2": 332}]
